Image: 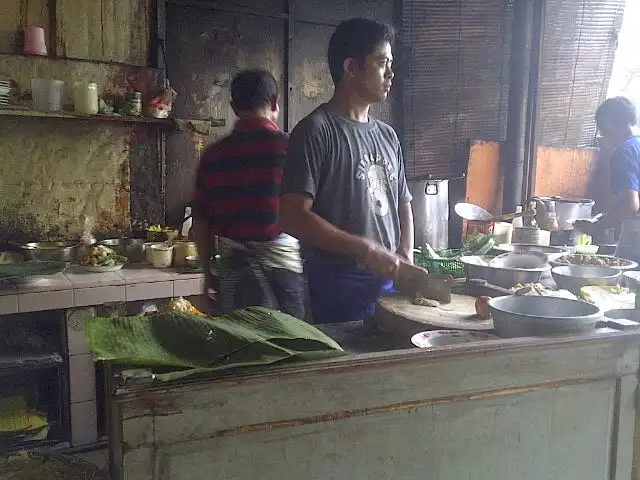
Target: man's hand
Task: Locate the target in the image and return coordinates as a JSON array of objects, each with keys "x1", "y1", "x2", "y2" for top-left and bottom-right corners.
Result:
[{"x1": 361, "y1": 241, "x2": 401, "y2": 279}]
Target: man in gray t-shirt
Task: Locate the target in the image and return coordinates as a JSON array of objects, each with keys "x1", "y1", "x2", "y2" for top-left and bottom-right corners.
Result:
[{"x1": 280, "y1": 18, "x2": 414, "y2": 324}]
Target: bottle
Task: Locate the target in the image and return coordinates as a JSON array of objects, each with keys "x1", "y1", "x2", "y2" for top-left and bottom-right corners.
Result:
[{"x1": 512, "y1": 205, "x2": 524, "y2": 228}]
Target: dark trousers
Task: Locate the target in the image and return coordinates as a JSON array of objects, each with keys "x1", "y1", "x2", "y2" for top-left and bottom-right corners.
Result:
[{"x1": 218, "y1": 252, "x2": 305, "y2": 319}]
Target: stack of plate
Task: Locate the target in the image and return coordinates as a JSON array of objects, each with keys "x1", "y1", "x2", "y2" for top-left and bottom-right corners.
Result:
[{"x1": 0, "y1": 80, "x2": 10, "y2": 107}]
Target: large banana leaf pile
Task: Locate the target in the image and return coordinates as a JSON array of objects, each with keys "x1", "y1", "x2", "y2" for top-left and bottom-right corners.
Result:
[
  {"x1": 0, "y1": 261, "x2": 67, "y2": 281},
  {"x1": 84, "y1": 306, "x2": 346, "y2": 381}
]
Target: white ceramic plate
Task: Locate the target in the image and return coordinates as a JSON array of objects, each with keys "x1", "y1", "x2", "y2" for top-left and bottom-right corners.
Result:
[
  {"x1": 411, "y1": 330, "x2": 499, "y2": 348},
  {"x1": 80, "y1": 264, "x2": 125, "y2": 273}
]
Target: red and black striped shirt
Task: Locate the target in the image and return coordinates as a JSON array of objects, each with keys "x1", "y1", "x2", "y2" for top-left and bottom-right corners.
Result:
[{"x1": 192, "y1": 117, "x2": 287, "y2": 242}]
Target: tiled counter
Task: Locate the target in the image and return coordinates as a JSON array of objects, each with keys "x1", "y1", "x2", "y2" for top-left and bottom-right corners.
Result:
[
  {"x1": 0, "y1": 264, "x2": 205, "y2": 314},
  {"x1": 0, "y1": 264, "x2": 205, "y2": 447}
]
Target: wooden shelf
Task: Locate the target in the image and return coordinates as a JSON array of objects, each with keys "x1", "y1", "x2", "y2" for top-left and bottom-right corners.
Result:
[{"x1": 0, "y1": 108, "x2": 173, "y2": 126}]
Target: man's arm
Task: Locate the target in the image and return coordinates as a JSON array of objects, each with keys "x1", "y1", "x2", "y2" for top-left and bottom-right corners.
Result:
[
  {"x1": 280, "y1": 193, "x2": 400, "y2": 279},
  {"x1": 397, "y1": 201, "x2": 414, "y2": 264}
]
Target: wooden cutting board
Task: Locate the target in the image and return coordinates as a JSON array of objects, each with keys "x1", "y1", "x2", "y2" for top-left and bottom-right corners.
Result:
[{"x1": 372, "y1": 294, "x2": 494, "y2": 336}]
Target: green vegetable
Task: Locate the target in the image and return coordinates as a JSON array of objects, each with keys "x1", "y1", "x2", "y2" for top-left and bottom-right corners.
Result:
[{"x1": 421, "y1": 243, "x2": 441, "y2": 259}]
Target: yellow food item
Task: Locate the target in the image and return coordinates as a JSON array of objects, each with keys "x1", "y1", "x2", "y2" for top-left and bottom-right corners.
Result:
[{"x1": 168, "y1": 297, "x2": 204, "y2": 316}]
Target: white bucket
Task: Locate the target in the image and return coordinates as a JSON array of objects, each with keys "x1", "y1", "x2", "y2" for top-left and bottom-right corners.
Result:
[{"x1": 31, "y1": 78, "x2": 64, "y2": 112}]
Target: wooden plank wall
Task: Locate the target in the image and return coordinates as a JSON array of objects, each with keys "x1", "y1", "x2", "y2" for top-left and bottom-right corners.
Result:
[{"x1": 0, "y1": 0, "x2": 151, "y2": 66}]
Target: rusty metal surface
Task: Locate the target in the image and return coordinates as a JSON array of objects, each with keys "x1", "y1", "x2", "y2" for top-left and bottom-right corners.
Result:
[
  {"x1": 0, "y1": 0, "x2": 51, "y2": 54},
  {"x1": 165, "y1": 4, "x2": 285, "y2": 224},
  {"x1": 0, "y1": 54, "x2": 164, "y2": 240}
]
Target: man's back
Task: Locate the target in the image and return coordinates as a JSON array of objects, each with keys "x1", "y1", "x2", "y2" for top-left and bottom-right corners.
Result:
[{"x1": 193, "y1": 117, "x2": 287, "y2": 243}]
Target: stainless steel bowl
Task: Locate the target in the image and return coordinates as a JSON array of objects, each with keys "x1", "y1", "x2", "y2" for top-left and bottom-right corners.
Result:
[
  {"x1": 550, "y1": 254, "x2": 638, "y2": 272},
  {"x1": 124, "y1": 238, "x2": 147, "y2": 263},
  {"x1": 20, "y1": 242, "x2": 78, "y2": 262},
  {"x1": 551, "y1": 265, "x2": 621, "y2": 295},
  {"x1": 494, "y1": 243, "x2": 567, "y2": 262},
  {"x1": 98, "y1": 237, "x2": 146, "y2": 262},
  {"x1": 460, "y1": 255, "x2": 549, "y2": 288},
  {"x1": 488, "y1": 295, "x2": 602, "y2": 337},
  {"x1": 97, "y1": 238, "x2": 126, "y2": 256},
  {"x1": 604, "y1": 309, "x2": 640, "y2": 322}
]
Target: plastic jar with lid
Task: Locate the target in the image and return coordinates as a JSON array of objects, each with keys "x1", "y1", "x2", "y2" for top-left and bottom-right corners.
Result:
[{"x1": 73, "y1": 82, "x2": 99, "y2": 115}]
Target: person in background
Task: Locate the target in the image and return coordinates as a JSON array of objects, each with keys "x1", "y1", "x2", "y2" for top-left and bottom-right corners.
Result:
[
  {"x1": 280, "y1": 18, "x2": 414, "y2": 324},
  {"x1": 575, "y1": 97, "x2": 640, "y2": 263},
  {"x1": 192, "y1": 69, "x2": 304, "y2": 319}
]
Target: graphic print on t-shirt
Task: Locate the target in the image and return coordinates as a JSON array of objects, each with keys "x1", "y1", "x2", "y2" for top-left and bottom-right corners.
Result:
[{"x1": 356, "y1": 152, "x2": 396, "y2": 217}]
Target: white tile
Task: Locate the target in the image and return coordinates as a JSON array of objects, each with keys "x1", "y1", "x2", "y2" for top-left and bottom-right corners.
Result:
[
  {"x1": 0, "y1": 294, "x2": 18, "y2": 314},
  {"x1": 174, "y1": 271, "x2": 205, "y2": 280},
  {"x1": 74, "y1": 286, "x2": 126, "y2": 307},
  {"x1": 117, "y1": 265, "x2": 177, "y2": 284},
  {"x1": 66, "y1": 307, "x2": 96, "y2": 355},
  {"x1": 173, "y1": 278, "x2": 204, "y2": 297},
  {"x1": 65, "y1": 265, "x2": 125, "y2": 288},
  {"x1": 71, "y1": 400, "x2": 98, "y2": 446},
  {"x1": 69, "y1": 354, "x2": 96, "y2": 403},
  {"x1": 126, "y1": 281, "x2": 173, "y2": 302},
  {"x1": 16, "y1": 273, "x2": 72, "y2": 293},
  {"x1": 18, "y1": 289, "x2": 74, "y2": 313}
]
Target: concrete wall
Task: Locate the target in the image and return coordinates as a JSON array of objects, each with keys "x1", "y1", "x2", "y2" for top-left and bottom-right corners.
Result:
[{"x1": 0, "y1": 1, "x2": 159, "y2": 241}]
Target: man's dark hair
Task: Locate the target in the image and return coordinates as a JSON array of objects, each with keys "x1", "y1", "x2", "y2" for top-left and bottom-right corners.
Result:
[
  {"x1": 328, "y1": 18, "x2": 395, "y2": 85},
  {"x1": 595, "y1": 96, "x2": 637, "y2": 127},
  {"x1": 230, "y1": 69, "x2": 278, "y2": 111}
]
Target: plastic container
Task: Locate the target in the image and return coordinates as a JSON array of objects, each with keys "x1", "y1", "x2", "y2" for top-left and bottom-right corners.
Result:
[
  {"x1": 492, "y1": 222, "x2": 513, "y2": 245},
  {"x1": 31, "y1": 78, "x2": 64, "y2": 112},
  {"x1": 73, "y1": 82, "x2": 99, "y2": 115},
  {"x1": 24, "y1": 26, "x2": 47, "y2": 56},
  {"x1": 150, "y1": 244, "x2": 173, "y2": 268}
]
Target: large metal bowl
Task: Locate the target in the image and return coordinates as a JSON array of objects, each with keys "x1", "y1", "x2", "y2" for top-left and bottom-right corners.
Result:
[
  {"x1": 488, "y1": 295, "x2": 602, "y2": 337},
  {"x1": 460, "y1": 255, "x2": 550, "y2": 288},
  {"x1": 494, "y1": 243, "x2": 567, "y2": 262},
  {"x1": 550, "y1": 254, "x2": 637, "y2": 272},
  {"x1": 20, "y1": 242, "x2": 78, "y2": 262},
  {"x1": 551, "y1": 265, "x2": 621, "y2": 295},
  {"x1": 98, "y1": 237, "x2": 146, "y2": 262}
]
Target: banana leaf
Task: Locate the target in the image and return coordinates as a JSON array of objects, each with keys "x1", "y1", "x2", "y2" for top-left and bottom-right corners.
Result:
[
  {"x1": 0, "y1": 261, "x2": 67, "y2": 281},
  {"x1": 84, "y1": 306, "x2": 346, "y2": 380}
]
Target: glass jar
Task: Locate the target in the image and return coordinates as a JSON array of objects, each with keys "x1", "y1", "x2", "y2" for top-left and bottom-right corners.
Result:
[
  {"x1": 122, "y1": 92, "x2": 142, "y2": 116},
  {"x1": 73, "y1": 82, "x2": 99, "y2": 115}
]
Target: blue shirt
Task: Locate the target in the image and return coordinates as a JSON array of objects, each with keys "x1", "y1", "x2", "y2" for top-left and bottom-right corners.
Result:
[{"x1": 610, "y1": 136, "x2": 640, "y2": 195}]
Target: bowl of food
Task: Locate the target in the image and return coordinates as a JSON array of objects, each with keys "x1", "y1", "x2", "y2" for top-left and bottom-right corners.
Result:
[
  {"x1": 488, "y1": 295, "x2": 602, "y2": 337},
  {"x1": 79, "y1": 245, "x2": 128, "y2": 272},
  {"x1": 550, "y1": 253, "x2": 637, "y2": 272},
  {"x1": 494, "y1": 243, "x2": 567, "y2": 262},
  {"x1": 460, "y1": 255, "x2": 550, "y2": 289},
  {"x1": 551, "y1": 265, "x2": 621, "y2": 295},
  {"x1": 147, "y1": 225, "x2": 179, "y2": 243}
]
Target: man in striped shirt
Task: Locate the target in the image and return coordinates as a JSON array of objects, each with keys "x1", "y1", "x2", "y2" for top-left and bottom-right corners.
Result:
[{"x1": 192, "y1": 69, "x2": 304, "y2": 319}]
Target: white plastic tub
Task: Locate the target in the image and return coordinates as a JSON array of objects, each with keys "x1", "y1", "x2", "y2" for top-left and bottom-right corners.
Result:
[{"x1": 31, "y1": 78, "x2": 64, "y2": 111}]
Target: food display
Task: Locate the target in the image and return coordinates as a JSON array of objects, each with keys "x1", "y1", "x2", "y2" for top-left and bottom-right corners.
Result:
[
  {"x1": 553, "y1": 254, "x2": 628, "y2": 268},
  {"x1": 79, "y1": 245, "x2": 127, "y2": 272},
  {"x1": 167, "y1": 297, "x2": 204, "y2": 316}
]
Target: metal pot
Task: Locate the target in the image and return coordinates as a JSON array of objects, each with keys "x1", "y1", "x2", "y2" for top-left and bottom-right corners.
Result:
[
  {"x1": 488, "y1": 295, "x2": 601, "y2": 337},
  {"x1": 533, "y1": 197, "x2": 594, "y2": 231},
  {"x1": 460, "y1": 255, "x2": 549, "y2": 289},
  {"x1": 19, "y1": 242, "x2": 78, "y2": 262}
]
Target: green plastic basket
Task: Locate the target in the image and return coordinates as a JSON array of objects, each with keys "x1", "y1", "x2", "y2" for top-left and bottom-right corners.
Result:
[{"x1": 413, "y1": 250, "x2": 466, "y2": 279}]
